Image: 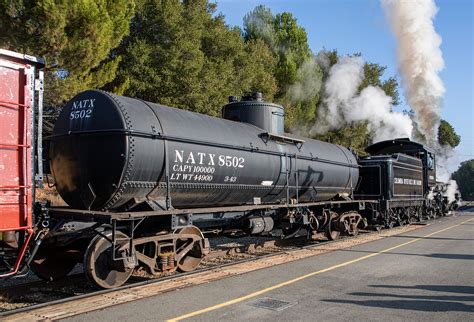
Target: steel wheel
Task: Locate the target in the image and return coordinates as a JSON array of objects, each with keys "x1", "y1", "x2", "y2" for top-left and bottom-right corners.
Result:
[
  {"x1": 325, "y1": 222, "x2": 340, "y2": 241},
  {"x1": 417, "y1": 208, "x2": 423, "y2": 222},
  {"x1": 175, "y1": 226, "x2": 205, "y2": 272},
  {"x1": 84, "y1": 231, "x2": 134, "y2": 289},
  {"x1": 30, "y1": 248, "x2": 77, "y2": 281}
]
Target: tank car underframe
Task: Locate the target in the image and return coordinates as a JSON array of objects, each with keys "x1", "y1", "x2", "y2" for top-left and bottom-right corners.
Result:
[
  {"x1": 26, "y1": 199, "x2": 375, "y2": 288},
  {"x1": 31, "y1": 195, "x2": 446, "y2": 289},
  {"x1": 45, "y1": 199, "x2": 373, "y2": 221}
]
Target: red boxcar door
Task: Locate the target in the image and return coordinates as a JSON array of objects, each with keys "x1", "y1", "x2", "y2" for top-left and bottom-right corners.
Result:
[{"x1": 0, "y1": 50, "x2": 43, "y2": 231}]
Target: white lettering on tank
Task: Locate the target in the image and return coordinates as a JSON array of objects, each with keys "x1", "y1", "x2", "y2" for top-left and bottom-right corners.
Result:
[
  {"x1": 208, "y1": 154, "x2": 215, "y2": 166},
  {"x1": 70, "y1": 98, "x2": 95, "y2": 120},
  {"x1": 170, "y1": 149, "x2": 245, "y2": 183},
  {"x1": 186, "y1": 152, "x2": 196, "y2": 164},
  {"x1": 197, "y1": 152, "x2": 205, "y2": 165},
  {"x1": 175, "y1": 150, "x2": 184, "y2": 163}
]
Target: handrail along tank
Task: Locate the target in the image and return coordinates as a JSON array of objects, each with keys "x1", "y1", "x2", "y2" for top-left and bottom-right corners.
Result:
[{"x1": 49, "y1": 90, "x2": 359, "y2": 211}]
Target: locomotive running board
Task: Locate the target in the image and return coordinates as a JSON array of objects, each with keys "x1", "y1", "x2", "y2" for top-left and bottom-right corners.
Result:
[{"x1": 47, "y1": 199, "x2": 377, "y2": 223}]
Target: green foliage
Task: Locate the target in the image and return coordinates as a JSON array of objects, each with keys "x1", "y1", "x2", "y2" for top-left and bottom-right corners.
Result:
[
  {"x1": 0, "y1": 0, "x2": 135, "y2": 107},
  {"x1": 243, "y1": 5, "x2": 403, "y2": 153},
  {"x1": 359, "y1": 63, "x2": 400, "y2": 105},
  {"x1": 243, "y1": 6, "x2": 311, "y2": 93},
  {"x1": 109, "y1": 0, "x2": 277, "y2": 116},
  {"x1": 272, "y1": 12, "x2": 311, "y2": 91},
  {"x1": 317, "y1": 122, "x2": 373, "y2": 154},
  {"x1": 283, "y1": 58, "x2": 323, "y2": 130},
  {"x1": 452, "y1": 160, "x2": 474, "y2": 200},
  {"x1": 243, "y1": 5, "x2": 275, "y2": 47},
  {"x1": 438, "y1": 119, "x2": 461, "y2": 148},
  {"x1": 243, "y1": 6, "x2": 316, "y2": 131}
]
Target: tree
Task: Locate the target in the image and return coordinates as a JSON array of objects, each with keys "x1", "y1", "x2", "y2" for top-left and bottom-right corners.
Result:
[
  {"x1": 243, "y1": 6, "x2": 310, "y2": 97},
  {"x1": 452, "y1": 160, "x2": 474, "y2": 200},
  {"x1": 359, "y1": 63, "x2": 400, "y2": 106},
  {"x1": 272, "y1": 12, "x2": 311, "y2": 92},
  {"x1": 243, "y1": 6, "x2": 317, "y2": 131},
  {"x1": 243, "y1": 5, "x2": 275, "y2": 48},
  {"x1": 438, "y1": 119, "x2": 461, "y2": 148},
  {"x1": 0, "y1": 0, "x2": 135, "y2": 107},
  {"x1": 108, "y1": 0, "x2": 277, "y2": 116},
  {"x1": 284, "y1": 57, "x2": 323, "y2": 130}
]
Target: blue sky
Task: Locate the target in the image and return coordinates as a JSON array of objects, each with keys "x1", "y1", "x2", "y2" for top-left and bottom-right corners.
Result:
[{"x1": 215, "y1": 0, "x2": 473, "y2": 169}]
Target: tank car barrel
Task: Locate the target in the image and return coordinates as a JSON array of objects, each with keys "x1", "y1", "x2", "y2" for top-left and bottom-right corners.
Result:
[{"x1": 50, "y1": 90, "x2": 359, "y2": 211}]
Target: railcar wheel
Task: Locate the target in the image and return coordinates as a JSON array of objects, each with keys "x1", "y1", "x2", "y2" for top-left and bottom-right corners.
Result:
[
  {"x1": 386, "y1": 220, "x2": 395, "y2": 229},
  {"x1": 416, "y1": 208, "x2": 423, "y2": 222},
  {"x1": 175, "y1": 226, "x2": 206, "y2": 272},
  {"x1": 30, "y1": 248, "x2": 77, "y2": 281},
  {"x1": 84, "y1": 231, "x2": 134, "y2": 289},
  {"x1": 407, "y1": 208, "x2": 416, "y2": 224},
  {"x1": 325, "y1": 222, "x2": 340, "y2": 241}
]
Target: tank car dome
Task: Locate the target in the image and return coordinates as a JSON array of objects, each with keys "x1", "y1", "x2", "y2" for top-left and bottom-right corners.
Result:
[{"x1": 222, "y1": 92, "x2": 284, "y2": 134}]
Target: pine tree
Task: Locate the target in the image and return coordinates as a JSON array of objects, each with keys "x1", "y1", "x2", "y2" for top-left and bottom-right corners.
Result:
[
  {"x1": 0, "y1": 0, "x2": 135, "y2": 107},
  {"x1": 243, "y1": 6, "x2": 317, "y2": 132},
  {"x1": 108, "y1": 0, "x2": 277, "y2": 116},
  {"x1": 438, "y1": 120, "x2": 461, "y2": 147}
]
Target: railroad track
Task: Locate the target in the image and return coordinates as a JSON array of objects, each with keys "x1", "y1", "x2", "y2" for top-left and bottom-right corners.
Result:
[
  {"x1": 0, "y1": 218, "x2": 446, "y2": 321},
  {"x1": 0, "y1": 236, "x2": 303, "y2": 305}
]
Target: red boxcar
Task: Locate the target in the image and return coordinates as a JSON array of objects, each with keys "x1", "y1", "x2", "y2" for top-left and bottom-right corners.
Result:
[{"x1": 0, "y1": 49, "x2": 44, "y2": 277}]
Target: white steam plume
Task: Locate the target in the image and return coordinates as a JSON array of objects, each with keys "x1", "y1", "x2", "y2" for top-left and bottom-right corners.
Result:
[
  {"x1": 313, "y1": 56, "x2": 413, "y2": 142},
  {"x1": 381, "y1": 0, "x2": 445, "y2": 144},
  {"x1": 382, "y1": 0, "x2": 460, "y2": 185},
  {"x1": 445, "y1": 180, "x2": 458, "y2": 203}
]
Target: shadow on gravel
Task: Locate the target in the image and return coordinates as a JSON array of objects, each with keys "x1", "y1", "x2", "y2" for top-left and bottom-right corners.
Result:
[{"x1": 322, "y1": 284, "x2": 474, "y2": 313}]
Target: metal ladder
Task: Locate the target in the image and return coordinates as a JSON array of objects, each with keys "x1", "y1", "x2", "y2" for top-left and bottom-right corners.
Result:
[{"x1": 0, "y1": 99, "x2": 31, "y2": 230}]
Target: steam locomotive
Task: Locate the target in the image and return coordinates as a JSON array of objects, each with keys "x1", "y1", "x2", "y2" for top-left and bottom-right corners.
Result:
[{"x1": 0, "y1": 50, "x2": 458, "y2": 289}]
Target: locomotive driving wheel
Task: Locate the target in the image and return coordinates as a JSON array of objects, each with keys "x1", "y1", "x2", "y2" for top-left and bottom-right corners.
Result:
[
  {"x1": 84, "y1": 231, "x2": 134, "y2": 289},
  {"x1": 174, "y1": 226, "x2": 207, "y2": 272},
  {"x1": 30, "y1": 248, "x2": 78, "y2": 281}
]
